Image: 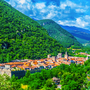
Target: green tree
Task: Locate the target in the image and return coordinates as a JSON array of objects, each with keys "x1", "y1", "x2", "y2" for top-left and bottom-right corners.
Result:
[{"x1": 43, "y1": 79, "x2": 57, "y2": 90}]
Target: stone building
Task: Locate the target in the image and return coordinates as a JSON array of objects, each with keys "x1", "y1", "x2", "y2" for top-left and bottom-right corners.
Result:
[
  {"x1": 52, "y1": 56, "x2": 56, "y2": 62},
  {"x1": 0, "y1": 65, "x2": 25, "y2": 78},
  {"x1": 47, "y1": 54, "x2": 51, "y2": 58},
  {"x1": 57, "y1": 53, "x2": 62, "y2": 58},
  {"x1": 64, "y1": 52, "x2": 68, "y2": 59},
  {"x1": 52, "y1": 77, "x2": 60, "y2": 85}
]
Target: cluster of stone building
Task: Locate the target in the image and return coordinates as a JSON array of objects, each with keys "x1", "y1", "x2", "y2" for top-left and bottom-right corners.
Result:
[{"x1": 0, "y1": 52, "x2": 89, "y2": 78}]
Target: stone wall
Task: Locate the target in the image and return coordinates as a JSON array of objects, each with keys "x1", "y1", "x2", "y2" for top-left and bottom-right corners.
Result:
[
  {"x1": 0, "y1": 68, "x2": 11, "y2": 77},
  {"x1": 11, "y1": 71, "x2": 26, "y2": 79}
]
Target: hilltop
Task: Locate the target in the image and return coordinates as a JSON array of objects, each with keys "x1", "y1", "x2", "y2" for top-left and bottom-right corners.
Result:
[
  {"x1": 37, "y1": 19, "x2": 81, "y2": 48},
  {"x1": 0, "y1": 0, "x2": 65, "y2": 62}
]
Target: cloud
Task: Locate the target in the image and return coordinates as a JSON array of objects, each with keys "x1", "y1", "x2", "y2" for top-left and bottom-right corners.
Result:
[
  {"x1": 45, "y1": 11, "x2": 56, "y2": 19},
  {"x1": 76, "y1": 17, "x2": 88, "y2": 27},
  {"x1": 40, "y1": 9, "x2": 47, "y2": 13},
  {"x1": 58, "y1": 17, "x2": 89, "y2": 29},
  {"x1": 76, "y1": 9, "x2": 86, "y2": 13},
  {"x1": 27, "y1": 3, "x2": 31, "y2": 9},
  {"x1": 58, "y1": 20, "x2": 75, "y2": 26},
  {"x1": 19, "y1": 0, "x2": 25, "y2": 4},
  {"x1": 60, "y1": 3, "x2": 67, "y2": 9},
  {"x1": 60, "y1": 0, "x2": 79, "y2": 9},
  {"x1": 35, "y1": 3, "x2": 46, "y2": 9},
  {"x1": 48, "y1": 4, "x2": 57, "y2": 9}
]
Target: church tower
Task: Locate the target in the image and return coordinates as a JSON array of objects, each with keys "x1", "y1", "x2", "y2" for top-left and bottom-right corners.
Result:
[{"x1": 64, "y1": 51, "x2": 68, "y2": 59}]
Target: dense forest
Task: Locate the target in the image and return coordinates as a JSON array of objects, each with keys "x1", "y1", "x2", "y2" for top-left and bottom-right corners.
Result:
[
  {"x1": 37, "y1": 19, "x2": 81, "y2": 48},
  {"x1": 0, "y1": 59, "x2": 90, "y2": 90},
  {"x1": 0, "y1": 0, "x2": 66, "y2": 62}
]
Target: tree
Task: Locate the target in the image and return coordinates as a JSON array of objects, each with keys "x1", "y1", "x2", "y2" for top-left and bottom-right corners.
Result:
[
  {"x1": 43, "y1": 79, "x2": 57, "y2": 90},
  {"x1": 25, "y1": 70, "x2": 30, "y2": 78}
]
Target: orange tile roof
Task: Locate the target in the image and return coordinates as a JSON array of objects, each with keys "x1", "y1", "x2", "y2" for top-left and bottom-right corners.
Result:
[
  {"x1": 6, "y1": 62, "x2": 24, "y2": 65},
  {"x1": 11, "y1": 65, "x2": 16, "y2": 68},
  {"x1": 46, "y1": 58, "x2": 52, "y2": 60},
  {"x1": 0, "y1": 64, "x2": 5, "y2": 66}
]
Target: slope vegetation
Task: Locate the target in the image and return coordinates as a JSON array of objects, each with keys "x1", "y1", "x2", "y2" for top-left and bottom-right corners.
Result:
[
  {"x1": 37, "y1": 19, "x2": 81, "y2": 48},
  {"x1": 0, "y1": 0, "x2": 65, "y2": 62}
]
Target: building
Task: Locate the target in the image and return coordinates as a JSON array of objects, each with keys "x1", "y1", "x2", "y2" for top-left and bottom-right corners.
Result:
[
  {"x1": 0, "y1": 65, "x2": 26, "y2": 78},
  {"x1": 64, "y1": 52, "x2": 68, "y2": 59},
  {"x1": 47, "y1": 54, "x2": 51, "y2": 58},
  {"x1": 0, "y1": 52, "x2": 88, "y2": 78},
  {"x1": 52, "y1": 77, "x2": 60, "y2": 85},
  {"x1": 57, "y1": 53, "x2": 62, "y2": 58}
]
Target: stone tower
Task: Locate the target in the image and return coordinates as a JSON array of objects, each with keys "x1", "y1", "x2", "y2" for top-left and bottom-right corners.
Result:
[
  {"x1": 64, "y1": 52, "x2": 68, "y2": 59},
  {"x1": 52, "y1": 56, "x2": 56, "y2": 62}
]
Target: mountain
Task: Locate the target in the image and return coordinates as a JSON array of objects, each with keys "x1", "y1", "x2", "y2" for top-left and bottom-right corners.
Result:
[
  {"x1": 37, "y1": 19, "x2": 81, "y2": 48},
  {"x1": 60, "y1": 25, "x2": 90, "y2": 46},
  {"x1": 0, "y1": 0, "x2": 65, "y2": 62},
  {"x1": 31, "y1": 18, "x2": 37, "y2": 21}
]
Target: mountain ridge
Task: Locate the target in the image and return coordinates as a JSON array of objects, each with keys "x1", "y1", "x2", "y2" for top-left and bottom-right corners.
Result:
[{"x1": 37, "y1": 19, "x2": 81, "y2": 48}]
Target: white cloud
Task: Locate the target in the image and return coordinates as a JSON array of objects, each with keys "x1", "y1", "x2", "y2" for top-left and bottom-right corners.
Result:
[
  {"x1": 60, "y1": 3, "x2": 67, "y2": 9},
  {"x1": 17, "y1": 4, "x2": 23, "y2": 8},
  {"x1": 58, "y1": 20, "x2": 75, "y2": 26},
  {"x1": 60, "y1": 0, "x2": 76, "y2": 9},
  {"x1": 60, "y1": 0, "x2": 82, "y2": 9},
  {"x1": 40, "y1": 9, "x2": 47, "y2": 13},
  {"x1": 35, "y1": 3, "x2": 46, "y2": 9},
  {"x1": 27, "y1": 3, "x2": 31, "y2": 9},
  {"x1": 19, "y1": 0, "x2": 25, "y2": 4},
  {"x1": 48, "y1": 4, "x2": 58, "y2": 9},
  {"x1": 67, "y1": 0, "x2": 77, "y2": 8},
  {"x1": 76, "y1": 17, "x2": 88, "y2": 27},
  {"x1": 58, "y1": 17, "x2": 89, "y2": 29},
  {"x1": 58, "y1": 20, "x2": 64, "y2": 25},
  {"x1": 76, "y1": 9, "x2": 86, "y2": 13},
  {"x1": 84, "y1": 15, "x2": 90, "y2": 20},
  {"x1": 45, "y1": 10, "x2": 58, "y2": 19},
  {"x1": 46, "y1": 12, "x2": 53, "y2": 19},
  {"x1": 26, "y1": 0, "x2": 32, "y2": 2}
]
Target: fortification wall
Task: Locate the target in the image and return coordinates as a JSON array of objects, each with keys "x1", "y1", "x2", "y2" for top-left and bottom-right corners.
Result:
[
  {"x1": 0, "y1": 68, "x2": 11, "y2": 77},
  {"x1": 11, "y1": 71, "x2": 26, "y2": 79}
]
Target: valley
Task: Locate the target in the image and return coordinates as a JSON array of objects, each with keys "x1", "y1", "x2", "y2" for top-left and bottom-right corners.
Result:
[{"x1": 0, "y1": 0, "x2": 90, "y2": 90}]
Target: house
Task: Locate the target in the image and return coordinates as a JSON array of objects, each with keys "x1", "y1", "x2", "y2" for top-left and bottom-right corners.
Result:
[
  {"x1": 52, "y1": 77, "x2": 60, "y2": 85},
  {"x1": 70, "y1": 60, "x2": 75, "y2": 63},
  {"x1": 39, "y1": 66, "x2": 45, "y2": 69},
  {"x1": 46, "y1": 65, "x2": 53, "y2": 69},
  {"x1": 57, "y1": 85, "x2": 61, "y2": 89}
]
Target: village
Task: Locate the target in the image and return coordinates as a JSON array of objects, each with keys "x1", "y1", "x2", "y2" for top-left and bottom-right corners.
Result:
[{"x1": 0, "y1": 52, "x2": 90, "y2": 78}]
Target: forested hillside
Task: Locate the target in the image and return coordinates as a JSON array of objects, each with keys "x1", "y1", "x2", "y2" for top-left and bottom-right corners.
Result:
[
  {"x1": 37, "y1": 19, "x2": 81, "y2": 48},
  {"x1": 0, "y1": 0, "x2": 65, "y2": 62}
]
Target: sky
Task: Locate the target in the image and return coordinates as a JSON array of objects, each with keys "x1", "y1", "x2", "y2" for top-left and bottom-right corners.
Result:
[{"x1": 5, "y1": 0, "x2": 90, "y2": 30}]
